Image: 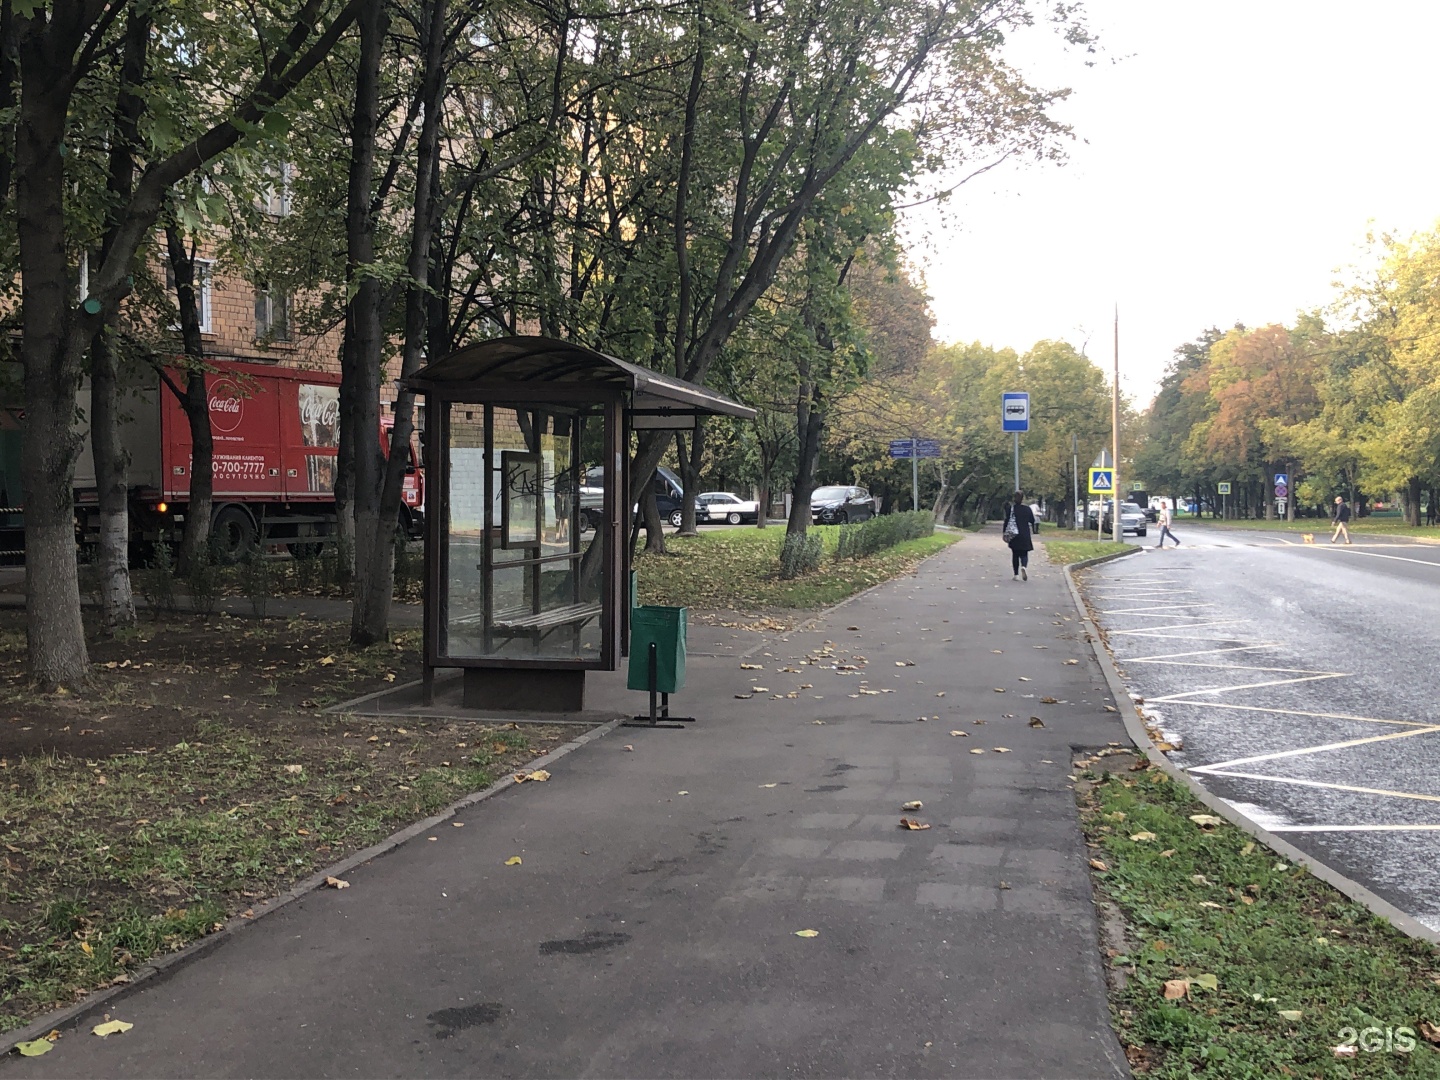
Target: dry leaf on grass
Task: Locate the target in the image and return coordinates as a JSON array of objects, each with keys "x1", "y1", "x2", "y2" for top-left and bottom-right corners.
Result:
[
  {"x1": 1333, "y1": 1045, "x2": 1358, "y2": 1058},
  {"x1": 325, "y1": 876, "x2": 350, "y2": 889},
  {"x1": 283, "y1": 764, "x2": 303, "y2": 774},
  {"x1": 1417, "y1": 1021, "x2": 1440, "y2": 1046},
  {"x1": 899, "y1": 817, "x2": 931, "y2": 831},
  {"x1": 1129, "y1": 831, "x2": 1157, "y2": 842},
  {"x1": 318, "y1": 655, "x2": 335, "y2": 666},
  {"x1": 1278, "y1": 1009, "x2": 1302, "y2": 1022},
  {"x1": 1162, "y1": 979, "x2": 1189, "y2": 1000},
  {"x1": 1089, "y1": 859, "x2": 1109, "y2": 872},
  {"x1": 1189, "y1": 814, "x2": 1223, "y2": 829}
]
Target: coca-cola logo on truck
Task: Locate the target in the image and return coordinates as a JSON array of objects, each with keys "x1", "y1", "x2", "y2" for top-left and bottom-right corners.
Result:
[
  {"x1": 298, "y1": 384, "x2": 340, "y2": 448},
  {"x1": 209, "y1": 379, "x2": 244, "y2": 433}
]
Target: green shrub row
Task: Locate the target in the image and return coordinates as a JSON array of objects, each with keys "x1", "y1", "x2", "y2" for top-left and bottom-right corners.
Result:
[{"x1": 835, "y1": 510, "x2": 934, "y2": 560}]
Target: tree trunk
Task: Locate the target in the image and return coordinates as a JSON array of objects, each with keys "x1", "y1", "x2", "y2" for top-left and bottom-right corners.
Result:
[
  {"x1": 353, "y1": 0, "x2": 446, "y2": 647},
  {"x1": 675, "y1": 425, "x2": 703, "y2": 538},
  {"x1": 786, "y1": 380, "x2": 823, "y2": 537},
  {"x1": 164, "y1": 223, "x2": 213, "y2": 574},
  {"x1": 88, "y1": 332, "x2": 135, "y2": 627},
  {"x1": 17, "y1": 64, "x2": 89, "y2": 686},
  {"x1": 1405, "y1": 476, "x2": 1422, "y2": 527},
  {"x1": 341, "y1": 0, "x2": 387, "y2": 629},
  {"x1": 641, "y1": 484, "x2": 665, "y2": 553}
]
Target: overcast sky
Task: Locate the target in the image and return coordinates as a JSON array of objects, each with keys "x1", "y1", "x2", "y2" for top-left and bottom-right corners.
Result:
[{"x1": 901, "y1": 1, "x2": 1440, "y2": 406}]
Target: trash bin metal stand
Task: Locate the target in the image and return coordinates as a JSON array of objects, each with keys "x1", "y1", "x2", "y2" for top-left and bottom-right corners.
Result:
[{"x1": 624, "y1": 641, "x2": 694, "y2": 729}]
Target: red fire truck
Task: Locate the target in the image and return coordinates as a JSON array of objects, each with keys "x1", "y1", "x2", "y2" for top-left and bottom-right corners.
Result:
[{"x1": 74, "y1": 361, "x2": 424, "y2": 561}]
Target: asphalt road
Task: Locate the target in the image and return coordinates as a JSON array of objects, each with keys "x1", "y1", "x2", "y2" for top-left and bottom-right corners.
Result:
[{"x1": 1081, "y1": 520, "x2": 1440, "y2": 931}]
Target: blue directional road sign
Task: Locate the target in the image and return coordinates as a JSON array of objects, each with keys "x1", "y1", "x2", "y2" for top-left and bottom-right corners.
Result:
[
  {"x1": 889, "y1": 438, "x2": 942, "y2": 459},
  {"x1": 1088, "y1": 468, "x2": 1114, "y2": 494},
  {"x1": 1002, "y1": 392, "x2": 1030, "y2": 433}
]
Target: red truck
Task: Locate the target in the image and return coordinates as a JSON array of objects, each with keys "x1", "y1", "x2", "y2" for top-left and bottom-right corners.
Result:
[{"x1": 74, "y1": 361, "x2": 424, "y2": 561}]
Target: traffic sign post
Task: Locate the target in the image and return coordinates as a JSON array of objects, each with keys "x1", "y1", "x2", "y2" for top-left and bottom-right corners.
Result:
[
  {"x1": 888, "y1": 438, "x2": 942, "y2": 512},
  {"x1": 1088, "y1": 468, "x2": 1114, "y2": 541},
  {"x1": 1218, "y1": 481, "x2": 1231, "y2": 518},
  {"x1": 1002, "y1": 393, "x2": 1029, "y2": 493}
]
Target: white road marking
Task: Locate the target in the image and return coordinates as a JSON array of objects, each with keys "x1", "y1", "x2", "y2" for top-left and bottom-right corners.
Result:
[
  {"x1": 1124, "y1": 644, "x2": 1282, "y2": 661},
  {"x1": 1190, "y1": 726, "x2": 1440, "y2": 774},
  {"x1": 1199, "y1": 770, "x2": 1440, "y2": 804},
  {"x1": 1148, "y1": 673, "x2": 1346, "y2": 700},
  {"x1": 1140, "y1": 700, "x2": 1429, "y2": 728},
  {"x1": 1129, "y1": 660, "x2": 1346, "y2": 675},
  {"x1": 1264, "y1": 824, "x2": 1440, "y2": 833},
  {"x1": 1301, "y1": 548, "x2": 1440, "y2": 569},
  {"x1": 1106, "y1": 621, "x2": 1253, "y2": 637}
]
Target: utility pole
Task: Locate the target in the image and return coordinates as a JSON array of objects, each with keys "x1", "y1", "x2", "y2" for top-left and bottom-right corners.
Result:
[
  {"x1": 911, "y1": 440, "x2": 919, "y2": 512},
  {"x1": 1072, "y1": 433, "x2": 1079, "y2": 530},
  {"x1": 1013, "y1": 431, "x2": 1020, "y2": 493},
  {"x1": 1112, "y1": 306, "x2": 1121, "y2": 544}
]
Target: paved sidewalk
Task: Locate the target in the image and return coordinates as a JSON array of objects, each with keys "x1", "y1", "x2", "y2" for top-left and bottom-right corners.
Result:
[{"x1": 5, "y1": 533, "x2": 1129, "y2": 1078}]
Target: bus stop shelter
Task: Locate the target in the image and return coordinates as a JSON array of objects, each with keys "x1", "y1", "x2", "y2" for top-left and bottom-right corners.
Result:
[{"x1": 404, "y1": 336, "x2": 755, "y2": 712}]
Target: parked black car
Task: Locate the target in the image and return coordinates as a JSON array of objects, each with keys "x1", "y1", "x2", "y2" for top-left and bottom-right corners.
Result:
[{"x1": 811, "y1": 485, "x2": 878, "y2": 524}]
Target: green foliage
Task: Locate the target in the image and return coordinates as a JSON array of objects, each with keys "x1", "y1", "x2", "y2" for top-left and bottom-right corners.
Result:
[
  {"x1": 239, "y1": 552, "x2": 273, "y2": 618},
  {"x1": 138, "y1": 540, "x2": 178, "y2": 617},
  {"x1": 835, "y1": 510, "x2": 934, "y2": 560},
  {"x1": 778, "y1": 533, "x2": 823, "y2": 580}
]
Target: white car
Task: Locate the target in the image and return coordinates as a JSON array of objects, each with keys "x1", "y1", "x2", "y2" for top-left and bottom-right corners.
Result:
[{"x1": 696, "y1": 491, "x2": 759, "y2": 524}]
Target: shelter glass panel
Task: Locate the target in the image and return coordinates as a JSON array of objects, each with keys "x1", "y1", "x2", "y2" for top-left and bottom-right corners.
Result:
[{"x1": 444, "y1": 403, "x2": 604, "y2": 661}]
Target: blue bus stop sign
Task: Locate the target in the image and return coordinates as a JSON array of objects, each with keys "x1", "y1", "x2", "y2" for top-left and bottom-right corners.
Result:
[{"x1": 1002, "y1": 392, "x2": 1029, "y2": 433}]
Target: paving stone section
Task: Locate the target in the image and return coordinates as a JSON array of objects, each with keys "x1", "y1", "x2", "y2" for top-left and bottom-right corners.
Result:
[{"x1": 6, "y1": 533, "x2": 1130, "y2": 1079}]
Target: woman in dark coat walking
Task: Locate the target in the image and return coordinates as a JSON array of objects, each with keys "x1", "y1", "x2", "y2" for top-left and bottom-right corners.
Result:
[{"x1": 1002, "y1": 491, "x2": 1036, "y2": 581}]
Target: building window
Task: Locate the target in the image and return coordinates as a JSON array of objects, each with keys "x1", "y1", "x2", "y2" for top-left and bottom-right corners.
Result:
[
  {"x1": 165, "y1": 259, "x2": 214, "y2": 334},
  {"x1": 262, "y1": 162, "x2": 293, "y2": 217},
  {"x1": 254, "y1": 287, "x2": 291, "y2": 342}
]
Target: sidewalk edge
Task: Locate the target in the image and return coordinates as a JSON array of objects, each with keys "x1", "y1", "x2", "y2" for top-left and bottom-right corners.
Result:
[
  {"x1": 1062, "y1": 560, "x2": 1440, "y2": 947},
  {"x1": 0, "y1": 718, "x2": 624, "y2": 1055}
]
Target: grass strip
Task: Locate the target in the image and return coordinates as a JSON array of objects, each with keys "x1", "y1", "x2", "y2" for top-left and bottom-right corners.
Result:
[
  {"x1": 1079, "y1": 763, "x2": 1440, "y2": 1076},
  {"x1": 1038, "y1": 528, "x2": 1132, "y2": 565},
  {"x1": 0, "y1": 718, "x2": 562, "y2": 1031},
  {"x1": 635, "y1": 527, "x2": 957, "y2": 610}
]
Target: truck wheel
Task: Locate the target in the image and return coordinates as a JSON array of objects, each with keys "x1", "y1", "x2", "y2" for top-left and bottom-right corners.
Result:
[{"x1": 211, "y1": 506, "x2": 257, "y2": 564}]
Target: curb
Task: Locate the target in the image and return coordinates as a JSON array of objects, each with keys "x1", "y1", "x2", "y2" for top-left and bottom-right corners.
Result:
[
  {"x1": 0, "y1": 718, "x2": 624, "y2": 1055},
  {"x1": 1062, "y1": 558, "x2": 1440, "y2": 947}
]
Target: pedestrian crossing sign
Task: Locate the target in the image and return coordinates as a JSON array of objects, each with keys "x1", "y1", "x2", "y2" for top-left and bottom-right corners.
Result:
[{"x1": 1088, "y1": 468, "x2": 1114, "y2": 494}]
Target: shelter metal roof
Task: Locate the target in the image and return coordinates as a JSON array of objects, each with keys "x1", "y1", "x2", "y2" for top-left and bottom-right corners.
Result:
[{"x1": 403, "y1": 336, "x2": 756, "y2": 420}]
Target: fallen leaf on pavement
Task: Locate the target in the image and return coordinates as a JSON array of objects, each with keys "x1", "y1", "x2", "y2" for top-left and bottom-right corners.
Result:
[
  {"x1": 16, "y1": 1041, "x2": 54, "y2": 1057},
  {"x1": 752, "y1": 687, "x2": 769, "y2": 693},
  {"x1": 760, "y1": 783, "x2": 778, "y2": 788},
  {"x1": 992, "y1": 688, "x2": 1005, "y2": 693},
  {"x1": 734, "y1": 693, "x2": 754, "y2": 699},
  {"x1": 1064, "y1": 659, "x2": 1079, "y2": 665},
  {"x1": 901, "y1": 800, "x2": 923, "y2": 810},
  {"x1": 969, "y1": 748, "x2": 985, "y2": 754},
  {"x1": 899, "y1": 817, "x2": 931, "y2": 830},
  {"x1": 452, "y1": 821, "x2": 464, "y2": 827},
  {"x1": 515, "y1": 769, "x2": 551, "y2": 783},
  {"x1": 1029, "y1": 717, "x2": 1045, "y2": 728},
  {"x1": 1041, "y1": 697, "x2": 1059, "y2": 704},
  {"x1": 949, "y1": 730, "x2": 967, "y2": 736},
  {"x1": 1162, "y1": 979, "x2": 1189, "y2": 1000},
  {"x1": 1017, "y1": 677, "x2": 1030, "y2": 682},
  {"x1": 935, "y1": 691, "x2": 945, "y2": 697},
  {"x1": 325, "y1": 876, "x2": 350, "y2": 889},
  {"x1": 623, "y1": 745, "x2": 634, "y2": 751},
  {"x1": 740, "y1": 663, "x2": 764, "y2": 670},
  {"x1": 505, "y1": 856, "x2": 522, "y2": 866},
  {"x1": 993, "y1": 747, "x2": 1011, "y2": 753},
  {"x1": 677, "y1": 790, "x2": 689, "y2": 795},
  {"x1": 92, "y1": 1020, "x2": 134, "y2": 1037},
  {"x1": 1103, "y1": 705, "x2": 1118, "y2": 713},
  {"x1": 794, "y1": 928, "x2": 820, "y2": 938}
]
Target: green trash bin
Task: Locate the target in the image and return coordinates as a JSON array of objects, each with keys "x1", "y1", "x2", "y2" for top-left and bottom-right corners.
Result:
[{"x1": 627, "y1": 605, "x2": 686, "y2": 694}]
